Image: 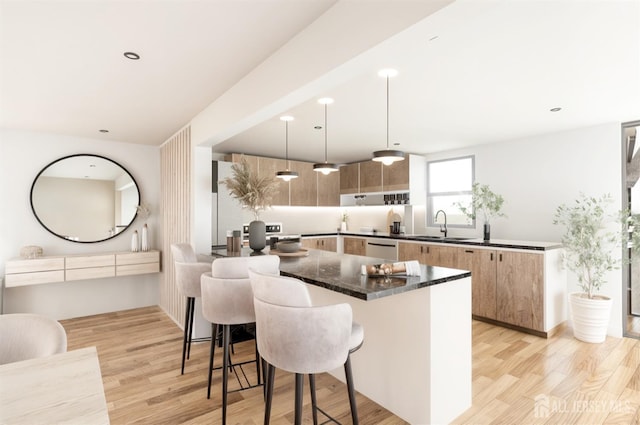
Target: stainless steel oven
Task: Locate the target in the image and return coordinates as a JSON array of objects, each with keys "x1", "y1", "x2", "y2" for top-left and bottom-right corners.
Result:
[{"x1": 242, "y1": 222, "x2": 282, "y2": 242}]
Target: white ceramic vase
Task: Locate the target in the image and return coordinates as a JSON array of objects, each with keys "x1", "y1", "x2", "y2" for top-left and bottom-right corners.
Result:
[
  {"x1": 341, "y1": 222, "x2": 347, "y2": 232},
  {"x1": 131, "y1": 230, "x2": 139, "y2": 252},
  {"x1": 141, "y1": 224, "x2": 149, "y2": 252},
  {"x1": 568, "y1": 292, "x2": 612, "y2": 343}
]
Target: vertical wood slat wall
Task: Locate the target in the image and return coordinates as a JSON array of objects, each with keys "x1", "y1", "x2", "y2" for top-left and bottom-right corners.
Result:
[{"x1": 160, "y1": 126, "x2": 191, "y2": 326}]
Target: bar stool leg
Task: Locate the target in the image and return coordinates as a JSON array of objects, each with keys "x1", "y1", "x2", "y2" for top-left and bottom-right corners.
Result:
[
  {"x1": 344, "y1": 355, "x2": 359, "y2": 425},
  {"x1": 254, "y1": 337, "x2": 261, "y2": 385},
  {"x1": 187, "y1": 297, "x2": 195, "y2": 360},
  {"x1": 181, "y1": 297, "x2": 192, "y2": 375},
  {"x1": 264, "y1": 363, "x2": 275, "y2": 425},
  {"x1": 222, "y1": 324, "x2": 231, "y2": 425},
  {"x1": 309, "y1": 374, "x2": 318, "y2": 425},
  {"x1": 207, "y1": 323, "x2": 218, "y2": 399},
  {"x1": 294, "y1": 373, "x2": 304, "y2": 425}
]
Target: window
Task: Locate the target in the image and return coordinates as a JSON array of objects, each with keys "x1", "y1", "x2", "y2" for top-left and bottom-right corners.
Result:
[{"x1": 427, "y1": 156, "x2": 475, "y2": 228}]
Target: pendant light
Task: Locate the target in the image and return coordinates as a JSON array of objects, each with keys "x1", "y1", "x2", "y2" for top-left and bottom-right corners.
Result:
[
  {"x1": 276, "y1": 116, "x2": 298, "y2": 181},
  {"x1": 313, "y1": 97, "x2": 339, "y2": 175},
  {"x1": 372, "y1": 68, "x2": 405, "y2": 166}
]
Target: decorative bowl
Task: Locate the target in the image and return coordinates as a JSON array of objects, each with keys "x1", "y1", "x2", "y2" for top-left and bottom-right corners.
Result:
[{"x1": 277, "y1": 241, "x2": 301, "y2": 253}]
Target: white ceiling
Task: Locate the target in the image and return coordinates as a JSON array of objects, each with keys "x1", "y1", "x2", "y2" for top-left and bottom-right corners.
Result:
[{"x1": 2, "y1": 0, "x2": 639, "y2": 164}]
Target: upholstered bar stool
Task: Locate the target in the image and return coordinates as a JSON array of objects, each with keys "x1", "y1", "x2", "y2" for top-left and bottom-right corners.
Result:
[
  {"x1": 171, "y1": 243, "x2": 212, "y2": 375},
  {"x1": 0, "y1": 313, "x2": 67, "y2": 365},
  {"x1": 249, "y1": 270, "x2": 363, "y2": 425},
  {"x1": 200, "y1": 255, "x2": 280, "y2": 425}
]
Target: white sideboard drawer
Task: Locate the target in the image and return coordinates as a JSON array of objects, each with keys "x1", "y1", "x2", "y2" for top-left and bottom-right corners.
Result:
[
  {"x1": 66, "y1": 255, "x2": 115, "y2": 269},
  {"x1": 5, "y1": 270, "x2": 65, "y2": 287},
  {"x1": 5, "y1": 257, "x2": 65, "y2": 274},
  {"x1": 116, "y1": 262, "x2": 160, "y2": 276},
  {"x1": 116, "y1": 251, "x2": 159, "y2": 266},
  {"x1": 66, "y1": 266, "x2": 116, "y2": 281}
]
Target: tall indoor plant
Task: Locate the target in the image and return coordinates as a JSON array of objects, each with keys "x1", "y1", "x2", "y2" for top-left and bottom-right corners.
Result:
[
  {"x1": 221, "y1": 157, "x2": 278, "y2": 251},
  {"x1": 456, "y1": 182, "x2": 506, "y2": 241},
  {"x1": 553, "y1": 193, "x2": 618, "y2": 343}
]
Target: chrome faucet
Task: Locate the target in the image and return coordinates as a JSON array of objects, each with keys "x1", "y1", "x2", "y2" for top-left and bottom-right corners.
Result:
[{"x1": 435, "y1": 210, "x2": 448, "y2": 238}]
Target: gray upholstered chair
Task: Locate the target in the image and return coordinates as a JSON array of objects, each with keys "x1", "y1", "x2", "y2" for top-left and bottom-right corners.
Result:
[
  {"x1": 0, "y1": 313, "x2": 67, "y2": 365},
  {"x1": 200, "y1": 255, "x2": 280, "y2": 425},
  {"x1": 171, "y1": 243, "x2": 212, "y2": 374},
  {"x1": 249, "y1": 270, "x2": 363, "y2": 425}
]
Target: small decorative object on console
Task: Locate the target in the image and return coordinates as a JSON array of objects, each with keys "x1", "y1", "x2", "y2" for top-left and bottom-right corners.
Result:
[{"x1": 20, "y1": 245, "x2": 43, "y2": 259}]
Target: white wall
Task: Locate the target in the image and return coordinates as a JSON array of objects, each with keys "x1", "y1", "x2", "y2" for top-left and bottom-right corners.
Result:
[
  {"x1": 425, "y1": 122, "x2": 623, "y2": 337},
  {"x1": 0, "y1": 129, "x2": 162, "y2": 319}
]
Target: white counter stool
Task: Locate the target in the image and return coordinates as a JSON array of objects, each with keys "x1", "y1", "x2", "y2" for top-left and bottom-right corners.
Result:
[
  {"x1": 201, "y1": 255, "x2": 280, "y2": 425},
  {"x1": 0, "y1": 313, "x2": 67, "y2": 365},
  {"x1": 171, "y1": 243, "x2": 212, "y2": 375},
  {"x1": 249, "y1": 270, "x2": 363, "y2": 425}
]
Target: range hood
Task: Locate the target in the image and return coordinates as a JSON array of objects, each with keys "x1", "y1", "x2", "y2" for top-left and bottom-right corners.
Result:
[{"x1": 340, "y1": 191, "x2": 410, "y2": 207}]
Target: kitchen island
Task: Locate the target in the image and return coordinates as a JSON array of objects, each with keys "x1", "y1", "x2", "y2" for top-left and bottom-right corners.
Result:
[{"x1": 211, "y1": 247, "x2": 472, "y2": 425}]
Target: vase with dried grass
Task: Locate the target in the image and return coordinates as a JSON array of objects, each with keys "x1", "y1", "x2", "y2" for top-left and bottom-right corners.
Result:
[{"x1": 221, "y1": 157, "x2": 278, "y2": 252}]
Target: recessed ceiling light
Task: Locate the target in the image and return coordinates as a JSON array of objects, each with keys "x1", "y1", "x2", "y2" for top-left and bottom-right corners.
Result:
[
  {"x1": 550, "y1": 107, "x2": 562, "y2": 112},
  {"x1": 124, "y1": 52, "x2": 140, "y2": 60},
  {"x1": 99, "y1": 129, "x2": 109, "y2": 133},
  {"x1": 89, "y1": 164, "x2": 96, "y2": 168},
  {"x1": 393, "y1": 142, "x2": 400, "y2": 146},
  {"x1": 429, "y1": 35, "x2": 439, "y2": 41},
  {"x1": 314, "y1": 126, "x2": 322, "y2": 130}
]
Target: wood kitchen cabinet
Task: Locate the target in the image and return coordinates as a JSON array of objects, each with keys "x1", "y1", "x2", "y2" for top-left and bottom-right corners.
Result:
[
  {"x1": 317, "y1": 169, "x2": 340, "y2": 206},
  {"x1": 398, "y1": 241, "x2": 558, "y2": 336},
  {"x1": 382, "y1": 155, "x2": 409, "y2": 191},
  {"x1": 301, "y1": 237, "x2": 337, "y2": 252},
  {"x1": 359, "y1": 160, "x2": 382, "y2": 193},
  {"x1": 340, "y1": 163, "x2": 359, "y2": 194},
  {"x1": 343, "y1": 237, "x2": 366, "y2": 256},
  {"x1": 496, "y1": 250, "x2": 544, "y2": 332},
  {"x1": 457, "y1": 247, "x2": 497, "y2": 320},
  {"x1": 398, "y1": 242, "x2": 457, "y2": 268},
  {"x1": 257, "y1": 156, "x2": 290, "y2": 205}
]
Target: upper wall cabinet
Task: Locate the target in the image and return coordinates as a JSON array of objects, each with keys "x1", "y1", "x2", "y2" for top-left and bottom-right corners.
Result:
[
  {"x1": 382, "y1": 157, "x2": 410, "y2": 192},
  {"x1": 228, "y1": 154, "x2": 339, "y2": 207},
  {"x1": 339, "y1": 163, "x2": 359, "y2": 195}
]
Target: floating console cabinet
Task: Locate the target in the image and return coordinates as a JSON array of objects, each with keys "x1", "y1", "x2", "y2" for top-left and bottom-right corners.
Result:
[{"x1": 5, "y1": 250, "x2": 160, "y2": 287}]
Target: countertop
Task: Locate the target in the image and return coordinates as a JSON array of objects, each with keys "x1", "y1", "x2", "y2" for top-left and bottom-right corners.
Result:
[
  {"x1": 301, "y1": 231, "x2": 563, "y2": 251},
  {"x1": 210, "y1": 247, "x2": 471, "y2": 301}
]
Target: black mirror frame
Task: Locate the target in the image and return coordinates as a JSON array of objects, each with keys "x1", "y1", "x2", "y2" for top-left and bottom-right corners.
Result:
[{"x1": 30, "y1": 154, "x2": 140, "y2": 244}]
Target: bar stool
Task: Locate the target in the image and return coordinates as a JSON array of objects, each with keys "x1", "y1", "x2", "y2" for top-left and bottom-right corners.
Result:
[
  {"x1": 170, "y1": 243, "x2": 211, "y2": 374},
  {"x1": 200, "y1": 255, "x2": 280, "y2": 425},
  {"x1": 249, "y1": 270, "x2": 363, "y2": 425},
  {"x1": 0, "y1": 313, "x2": 67, "y2": 365}
]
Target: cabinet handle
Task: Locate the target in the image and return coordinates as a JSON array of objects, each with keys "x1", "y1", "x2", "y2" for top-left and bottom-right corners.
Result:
[
  {"x1": 420, "y1": 246, "x2": 423, "y2": 254},
  {"x1": 490, "y1": 253, "x2": 494, "y2": 261},
  {"x1": 499, "y1": 253, "x2": 503, "y2": 262},
  {"x1": 427, "y1": 246, "x2": 430, "y2": 254},
  {"x1": 465, "y1": 250, "x2": 474, "y2": 254}
]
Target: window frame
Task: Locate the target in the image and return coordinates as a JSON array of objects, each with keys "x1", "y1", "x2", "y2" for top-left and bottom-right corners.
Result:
[{"x1": 426, "y1": 155, "x2": 475, "y2": 229}]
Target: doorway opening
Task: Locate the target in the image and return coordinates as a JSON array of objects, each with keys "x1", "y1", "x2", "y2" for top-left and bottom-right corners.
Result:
[{"x1": 622, "y1": 119, "x2": 640, "y2": 338}]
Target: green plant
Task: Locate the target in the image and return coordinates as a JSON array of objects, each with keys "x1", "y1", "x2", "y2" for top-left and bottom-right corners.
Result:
[
  {"x1": 220, "y1": 157, "x2": 279, "y2": 220},
  {"x1": 553, "y1": 193, "x2": 619, "y2": 299},
  {"x1": 456, "y1": 182, "x2": 506, "y2": 224}
]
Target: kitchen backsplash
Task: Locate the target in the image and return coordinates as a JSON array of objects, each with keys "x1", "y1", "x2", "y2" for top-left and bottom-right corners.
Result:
[{"x1": 250, "y1": 205, "x2": 428, "y2": 236}]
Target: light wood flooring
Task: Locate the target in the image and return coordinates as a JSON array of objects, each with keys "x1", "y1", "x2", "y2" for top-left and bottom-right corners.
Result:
[{"x1": 61, "y1": 306, "x2": 640, "y2": 425}]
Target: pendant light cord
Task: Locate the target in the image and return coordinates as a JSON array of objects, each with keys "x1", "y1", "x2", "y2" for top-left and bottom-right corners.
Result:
[
  {"x1": 386, "y1": 74, "x2": 390, "y2": 149},
  {"x1": 324, "y1": 103, "x2": 328, "y2": 162},
  {"x1": 285, "y1": 120, "x2": 289, "y2": 168}
]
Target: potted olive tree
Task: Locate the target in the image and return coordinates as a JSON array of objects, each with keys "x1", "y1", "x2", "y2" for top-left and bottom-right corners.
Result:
[
  {"x1": 456, "y1": 182, "x2": 506, "y2": 241},
  {"x1": 221, "y1": 157, "x2": 278, "y2": 252},
  {"x1": 553, "y1": 193, "x2": 618, "y2": 343}
]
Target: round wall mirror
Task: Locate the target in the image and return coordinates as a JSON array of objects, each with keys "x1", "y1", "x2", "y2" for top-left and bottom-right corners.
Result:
[{"x1": 30, "y1": 154, "x2": 140, "y2": 243}]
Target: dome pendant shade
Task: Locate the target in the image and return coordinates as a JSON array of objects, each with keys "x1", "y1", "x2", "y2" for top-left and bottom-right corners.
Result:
[
  {"x1": 276, "y1": 170, "x2": 299, "y2": 181},
  {"x1": 313, "y1": 162, "x2": 339, "y2": 175},
  {"x1": 276, "y1": 116, "x2": 298, "y2": 181},
  {"x1": 373, "y1": 69, "x2": 405, "y2": 165},
  {"x1": 314, "y1": 98, "x2": 339, "y2": 174},
  {"x1": 372, "y1": 149, "x2": 405, "y2": 165}
]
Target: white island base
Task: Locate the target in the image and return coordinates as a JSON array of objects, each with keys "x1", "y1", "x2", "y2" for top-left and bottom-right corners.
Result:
[{"x1": 306, "y1": 276, "x2": 472, "y2": 425}]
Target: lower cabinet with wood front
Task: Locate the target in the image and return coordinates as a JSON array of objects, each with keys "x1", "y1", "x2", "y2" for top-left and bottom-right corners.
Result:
[
  {"x1": 301, "y1": 237, "x2": 337, "y2": 252},
  {"x1": 398, "y1": 241, "x2": 565, "y2": 337}
]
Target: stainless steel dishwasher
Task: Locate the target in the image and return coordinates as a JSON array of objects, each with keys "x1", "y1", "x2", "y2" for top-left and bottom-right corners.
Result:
[{"x1": 365, "y1": 238, "x2": 398, "y2": 261}]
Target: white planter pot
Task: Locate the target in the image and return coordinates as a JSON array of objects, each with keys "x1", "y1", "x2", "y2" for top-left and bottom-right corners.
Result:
[{"x1": 568, "y1": 292, "x2": 612, "y2": 343}]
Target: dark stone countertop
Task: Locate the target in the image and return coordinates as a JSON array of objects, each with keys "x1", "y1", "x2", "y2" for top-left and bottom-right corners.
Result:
[
  {"x1": 210, "y1": 247, "x2": 471, "y2": 301},
  {"x1": 302, "y1": 231, "x2": 563, "y2": 251}
]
